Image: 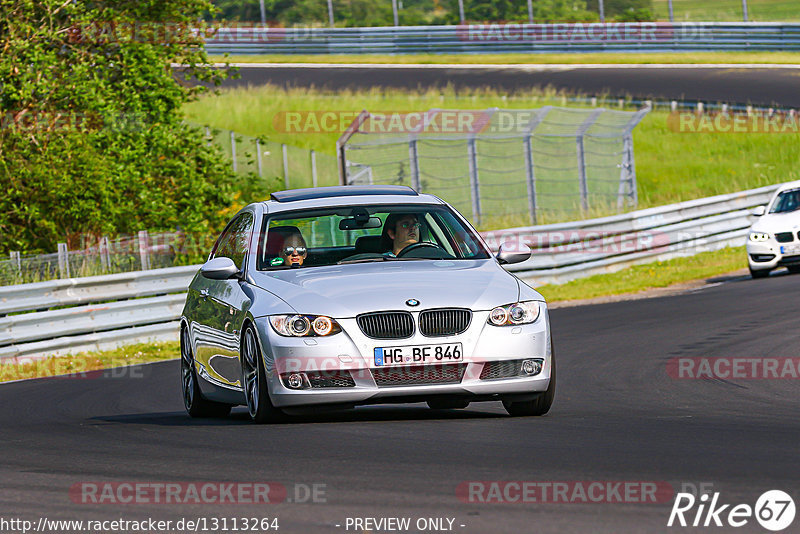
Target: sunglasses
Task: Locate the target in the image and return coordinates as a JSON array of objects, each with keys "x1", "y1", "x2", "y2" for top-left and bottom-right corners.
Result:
[
  {"x1": 399, "y1": 221, "x2": 421, "y2": 230},
  {"x1": 282, "y1": 246, "x2": 307, "y2": 256}
]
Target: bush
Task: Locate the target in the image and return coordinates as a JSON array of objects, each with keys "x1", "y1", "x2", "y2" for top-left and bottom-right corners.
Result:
[{"x1": 0, "y1": 0, "x2": 241, "y2": 254}]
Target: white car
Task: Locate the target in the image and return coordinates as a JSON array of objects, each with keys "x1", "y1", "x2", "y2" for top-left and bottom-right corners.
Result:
[{"x1": 747, "y1": 180, "x2": 800, "y2": 278}]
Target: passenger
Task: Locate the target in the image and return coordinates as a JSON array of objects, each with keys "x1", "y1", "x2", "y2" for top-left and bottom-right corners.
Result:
[
  {"x1": 281, "y1": 233, "x2": 307, "y2": 267},
  {"x1": 381, "y1": 213, "x2": 420, "y2": 257}
]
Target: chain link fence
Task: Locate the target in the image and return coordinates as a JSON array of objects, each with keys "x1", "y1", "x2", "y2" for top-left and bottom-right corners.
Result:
[
  {"x1": 203, "y1": 125, "x2": 340, "y2": 189},
  {"x1": 339, "y1": 106, "x2": 649, "y2": 227}
]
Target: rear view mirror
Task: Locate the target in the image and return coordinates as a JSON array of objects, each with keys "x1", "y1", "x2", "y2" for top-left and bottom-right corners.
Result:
[
  {"x1": 339, "y1": 217, "x2": 383, "y2": 230},
  {"x1": 751, "y1": 205, "x2": 766, "y2": 216},
  {"x1": 496, "y1": 242, "x2": 532, "y2": 265},
  {"x1": 201, "y1": 257, "x2": 240, "y2": 280}
]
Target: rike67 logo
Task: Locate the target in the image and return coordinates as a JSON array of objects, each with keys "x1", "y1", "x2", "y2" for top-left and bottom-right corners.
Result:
[{"x1": 668, "y1": 490, "x2": 795, "y2": 531}]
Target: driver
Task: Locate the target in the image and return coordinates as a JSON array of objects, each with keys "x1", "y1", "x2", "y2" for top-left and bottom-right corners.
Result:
[{"x1": 382, "y1": 213, "x2": 420, "y2": 257}]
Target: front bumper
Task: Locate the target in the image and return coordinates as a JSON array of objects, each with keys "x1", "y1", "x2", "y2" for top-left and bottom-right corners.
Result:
[
  {"x1": 253, "y1": 307, "x2": 552, "y2": 408},
  {"x1": 747, "y1": 239, "x2": 800, "y2": 271}
]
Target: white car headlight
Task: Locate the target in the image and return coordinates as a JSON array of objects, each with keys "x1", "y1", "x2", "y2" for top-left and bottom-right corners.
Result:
[
  {"x1": 488, "y1": 301, "x2": 541, "y2": 326},
  {"x1": 749, "y1": 232, "x2": 770, "y2": 242},
  {"x1": 269, "y1": 315, "x2": 341, "y2": 337}
]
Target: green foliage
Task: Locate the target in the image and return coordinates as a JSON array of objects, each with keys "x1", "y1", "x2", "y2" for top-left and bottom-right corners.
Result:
[
  {"x1": 585, "y1": 0, "x2": 655, "y2": 21},
  {"x1": 210, "y1": 0, "x2": 438, "y2": 26},
  {"x1": 0, "y1": 0, "x2": 243, "y2": 254},
  {"x1": 440, "y1": 0, "x2": 598, "y2": 23}
]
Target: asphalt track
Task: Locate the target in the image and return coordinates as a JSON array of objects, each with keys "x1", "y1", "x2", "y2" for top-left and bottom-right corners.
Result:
[
  {"x1": 2, "y1": 271, "x2": 799, "y2": 533},
  {"x1": 221, "y1": 64, "x2": 800, "y2": 108}
]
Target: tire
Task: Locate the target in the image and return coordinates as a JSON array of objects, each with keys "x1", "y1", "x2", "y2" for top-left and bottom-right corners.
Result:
[
  {"x1": 241, "y1": 325, "x2": 285, "y2": 424},
  {"x1": 427, "y1": 399, "x2": 470, "y2": 410},
  {"x1": 750, "y1": 267, "x2": 770, "y2": 279},
  {"x1": 181, "y1": 327, "x2": 231, "y2": 418},
  {"x1": 503, "y1": 344, "x2": 556, "y2": 417},
  {"x1": 787, "y1": 266, "x2": 800, "y2": 274}
]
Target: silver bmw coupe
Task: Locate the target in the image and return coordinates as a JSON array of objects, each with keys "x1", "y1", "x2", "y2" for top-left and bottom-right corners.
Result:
[{"x1": 180, "y1": 185, "x2": 555, "y2": 423}]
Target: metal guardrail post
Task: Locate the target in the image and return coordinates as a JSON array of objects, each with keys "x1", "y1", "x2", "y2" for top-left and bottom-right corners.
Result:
[
  {"x1": 408, "y1": 137, "x2": 421, "y2": 192},
  {"x1": 256, "y1": 139, "x2": 263, "y2": 178},
  {"x1": 230, "y1": 131, "x2": 237, "y2": 173},
  {"x1": 311, "y1": 150, "x2": 318, "y2": 187},
  {"x1": 282, "y1": 143, "x2": 289, "y2": 189},
  {"x1": 467, "y1": 137, "x2": 481, "y2": 225},
  {"x1": 138, "y1": 231, "x2": 151, "y2": 271},
  {"x1": 57, "y1": 243, "x2": 70, "y2": 279},
  {"x1": 99, "y1": 237, "x2": 111, "y2": 271},
  {"x1": 10, "y1": 252, "x2": 21, "y2": 275}
]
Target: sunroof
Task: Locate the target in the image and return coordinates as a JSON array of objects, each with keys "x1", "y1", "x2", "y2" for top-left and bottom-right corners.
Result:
[{"x1": 270, "y1": 185, "x2": 418, "y2": 203}]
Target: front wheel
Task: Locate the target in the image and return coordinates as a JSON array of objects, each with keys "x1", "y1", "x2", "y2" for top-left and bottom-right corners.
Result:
[
  {"x1": 787, "y1": 265, "x2": 800, "y2": 274},
  {"x1": 181, "y1": 327, "x2": 231, "y2": 418},
  {"x1": 750, "y1": 267, "x2": 770, "y2": 279},
  {"x1": 503, "y1": 345, "x2": 556, "y2": 417},
  {"x1": 241, "y1": 325, "x2": 285, "y2": 424}
]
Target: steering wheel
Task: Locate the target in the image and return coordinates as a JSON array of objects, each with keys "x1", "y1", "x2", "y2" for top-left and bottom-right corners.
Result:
[{"x1": 396, "y1": 242, "x2": 444, "y2": 258}]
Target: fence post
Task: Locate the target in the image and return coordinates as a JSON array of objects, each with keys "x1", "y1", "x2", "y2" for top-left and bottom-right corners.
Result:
[
  {"x1": 230, "y1": 131, "x2": 237, "y2": 173},
  {"x1": 311, "y1": 150, "x2": 318, "y2": 187},
  {"x1": 576, "y1": 109, "x2": 604, "y2": 214},
  {"x1": 138, "y1": 230, "x2": 151, "y2": 271},
  {"x1": 256, "y1": 139, "x2": 263, "y2": 178},
  {"x1": 523, "y1": 136, "x2": 537, "y2": 225},
  {"x1": 466, "y1": 137, "x2": 481, "y2": 225},
  {"x1": 99, "y1": 236, "x2": 111, "y2": 271},
  {"x1": 408, "y1": 137, "x2": 421, "y2": 192},
  {"x1": 57, "y1": 242, "x2": 71, "y2": 278},
  {"x1": 205, "y1": 126, "x2": 211, "y2": 147},
  {"x1": 617, "y1": 106, "x2": 649, "y2": 210},
  {"x1": 282, "y1": 143, "x2": 289, "y2": 189},
  {"x1": 10, "y1": 251, "x2": 21, "y2": 275},
  {"x1": 522, "y1": 106, "x2": 551, "y2": 226}
]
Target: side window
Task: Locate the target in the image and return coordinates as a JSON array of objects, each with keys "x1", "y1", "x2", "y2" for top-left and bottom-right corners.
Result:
[{"x1": 213, "y1": 213, "x2": 254, "y2": 268}]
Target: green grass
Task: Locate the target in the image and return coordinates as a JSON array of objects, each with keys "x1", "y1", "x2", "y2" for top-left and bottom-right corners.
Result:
[
  {"x1": 184, "y1": 85, "x2": 800, "y2": 214},
  {"x1": 652, "y1": 0, "x2": 800, "y2": 22},
  {"x1": 0, "y1": 342, "x2": 178, "y2": 383},
  {"x1": 213, "y1": 51, "x2": 800, "y2": 65},
  {"x1": 536, "y1": 246, "x2": 746, "y2": 301}
]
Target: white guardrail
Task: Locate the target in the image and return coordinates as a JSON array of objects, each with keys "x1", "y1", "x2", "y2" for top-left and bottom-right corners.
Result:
[{"x1": 0, "y1": 185, "x2": 778, "y2": 362}]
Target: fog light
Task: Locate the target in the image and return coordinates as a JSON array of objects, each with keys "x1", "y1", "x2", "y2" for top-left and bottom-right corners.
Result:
[
  {"x1": 521, "y1": 359, "x2": 543, "y2": 376},
  {"x1": 286, "y1": 373, "x2": 305, "y2": 389}
]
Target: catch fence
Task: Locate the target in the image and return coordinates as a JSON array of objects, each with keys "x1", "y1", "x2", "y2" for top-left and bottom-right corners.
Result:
[{"x1": 338, "y1": 106, "x2": 649, "y2": 227}]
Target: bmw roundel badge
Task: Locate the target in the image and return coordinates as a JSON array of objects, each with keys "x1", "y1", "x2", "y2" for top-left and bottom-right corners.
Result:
[{"x1": 406, "y1": 299, "x2": 420, "y2": 307}]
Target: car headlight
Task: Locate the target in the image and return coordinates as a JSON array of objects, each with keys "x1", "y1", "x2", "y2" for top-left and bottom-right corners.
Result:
[
  {"x1": 269, "y1": 315, "x2": 342, "y2": 337},
  {"x1": 749, "y1": 232, "x2": 770, "y2": 242},
  {"x1": 488, "y1": 301, "x2": 541, "y2": 326}
]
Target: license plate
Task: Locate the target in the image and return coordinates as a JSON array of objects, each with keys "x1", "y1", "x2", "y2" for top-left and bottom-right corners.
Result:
[
  {"x1": 782, "y1": 244, "x2": 800, "y2": 255},
  {"x1": 374, "y1": 343, "x2": 463, "y2": 367}
]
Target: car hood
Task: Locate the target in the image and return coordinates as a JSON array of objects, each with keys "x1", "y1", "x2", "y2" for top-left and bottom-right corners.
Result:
[
  {"x1": 249, "y1": 259, "x2": 525, "y2": 318},
  {"x1": 750, "y1": 211, "x2": 800, "y2": 233}
]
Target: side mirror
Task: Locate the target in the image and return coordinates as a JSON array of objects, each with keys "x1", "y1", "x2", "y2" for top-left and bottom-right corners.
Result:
[
  {"x1": 751, "y1": 205, "x2": 766, "y2": 217},
  {"x1": 201, "y1": 257, "x2": 240, "y2": 280},
  {"x1": 496, "y1": 242, "x2": 531, "y2": 265}
]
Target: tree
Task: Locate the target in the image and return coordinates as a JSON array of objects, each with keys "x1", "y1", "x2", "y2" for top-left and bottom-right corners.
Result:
[{"x1": 0, "y1": 0, "x2": 240, "y2": 254}]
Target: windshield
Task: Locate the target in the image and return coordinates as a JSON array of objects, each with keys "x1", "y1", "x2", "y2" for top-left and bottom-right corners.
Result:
[
  {"x1": 769, "y1": 189, "x2": 800, "y2": 214},
  {"x1": 256, "y1": 204, "x2": 491, "y2": 270}
]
